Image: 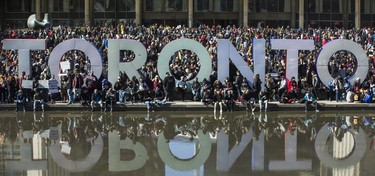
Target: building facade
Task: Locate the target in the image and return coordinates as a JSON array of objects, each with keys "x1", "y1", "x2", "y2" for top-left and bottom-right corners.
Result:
[{"x1": 0, "y1": 0, "x2": 372, "y2": 29}]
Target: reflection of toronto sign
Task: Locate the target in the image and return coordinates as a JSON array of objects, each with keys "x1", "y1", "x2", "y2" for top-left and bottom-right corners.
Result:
[
  {"x1": 3, "y1": 38, "x2": 369, "y2": 88},
  {"x1": 4, "y1": 123, "x2": 367, "y2": 172}
]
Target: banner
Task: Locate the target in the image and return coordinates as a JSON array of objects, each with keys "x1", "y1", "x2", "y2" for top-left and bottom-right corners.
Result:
[
  {"x1": 60, "y1": 61, "x2": 70, "y2": 73},
  {"x1": 48, "y1": 80, "x2": 59, "y2": 93},
  {"x1": 37, "y1": 80, "x2": 59, "y2": 93},
  {"x1": 21, "y1": 80, "x2": 33, "y2": 89},
  {"x1": 38, "y1": 80, "x2": 49, "y2": 89}
]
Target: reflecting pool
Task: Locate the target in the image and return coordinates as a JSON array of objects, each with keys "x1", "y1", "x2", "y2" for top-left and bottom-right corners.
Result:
[{"x1": 0, "y1": 111, "x2": 375, "y2": 176}]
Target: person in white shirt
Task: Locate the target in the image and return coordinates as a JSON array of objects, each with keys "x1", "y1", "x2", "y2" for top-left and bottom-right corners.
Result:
[
  {"x1": 346, "y1": 88, "x2": 355, "y2": 103},
  {"x1": 278, "y1": 76, "x2": 287, "y2": 101}
]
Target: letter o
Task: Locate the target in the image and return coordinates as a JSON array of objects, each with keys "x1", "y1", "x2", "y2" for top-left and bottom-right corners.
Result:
[
  {"x1": 49, "y1": 39, "x2": 103, "y2": 85},
  {"x1": 157, "y1": 130, "x2": 211, "y2": 171},
  {"x1": 157, "y1": 39, "x2": 212, "y2": 83},
  {"x1": 50, "y1": 129, "x2": 103, "y2": 172},
  {"x1": 316, "y1": 39, "x2": 368, "y2": 87},
  {"x1": 315, "y1": 123, "x2": 366, "y2": 168}
]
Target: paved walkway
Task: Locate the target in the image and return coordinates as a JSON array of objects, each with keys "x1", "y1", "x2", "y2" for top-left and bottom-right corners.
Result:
[{"x1": 3, "y1": 100, "x2": 375, "y2": 112}]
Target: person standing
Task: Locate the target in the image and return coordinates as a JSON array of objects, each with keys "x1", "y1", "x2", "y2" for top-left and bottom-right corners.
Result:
[
  {"x1": 223, "y1": 78, "x2": 234, "y2": 111},
  {"x1": 84, "y1": 71, "x2": 98, "y2": 95},
  {"x1": 72, "y1": 73, "x2": 83, "y2": 102},
  {"x1": 60, "y1": 75, "x2": 70, "y2": 103},
  {"x1": 287, "y1": 76, "x2": 298, "y2": 93},
  {"x1": 7, "y1": 75, "x2": 17, "y2": 103},
  {"x1": 253, "y1": 74, "x2": 262, "y2": 101},
  {"x1": 176, "y1": 76, "x2": 188, "y2": 101},
  {"x1": 327, "y1": 78, "x2": 335, "y2": 101},
  {"x1": 278, "y1": 76, "x2": 287, "y2": 101},
  {"x1": 334, "y1": 76, "x2": 344, "y2": 102},
  {"x1": 0, "y1": 75, "x2": 6, "y2": 103},
  {"x1": 152, "y1": 75, "x2": 164, "y2": 100},
  {"x1": 213, "y1": 81, "x2": 223, "y2": 114},
  {"x1": 311, "y1": 71, "x2": 319, "y2": 98},
  {"x1": 233, "y1": 70, "x2": 243, "y2": 102},
  {"x1": 191, "y1": 77, "x2": 201, "y2": 101},
  {"x1": 163, "y1": 72, "x2": 175, "y2": 101}
]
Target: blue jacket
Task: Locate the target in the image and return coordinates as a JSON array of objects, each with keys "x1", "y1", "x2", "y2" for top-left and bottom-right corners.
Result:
[
  {"x1": 363, "y1": 93, "x2": 372, "y2": 103},
  {"x1": 304, "y1": 93, "x2": 316, "y2": 102}
]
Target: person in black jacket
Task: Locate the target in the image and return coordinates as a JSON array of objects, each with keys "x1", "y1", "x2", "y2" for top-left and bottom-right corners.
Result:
[
  {"x1": 233, "y1": 70, "x2": 243, "y2": 101},
  {"x1": 33, "y1": 89, "x2": 45, "y2": 111},
  {"x1": 253, "y1": 74, "x2": 262, "y2": 101},
  {"x1": 163, "y1": 72, "x2": 175, "y2": 101},
  {"x1": 8, "y1": 75, "x2": 17, "y2": 103},
  {"x1": 104, "y1": 89, "x2": 115, "y2": 112},
  {"x1": 114, "y1": 77, "x2": 126, "y2": 103}
]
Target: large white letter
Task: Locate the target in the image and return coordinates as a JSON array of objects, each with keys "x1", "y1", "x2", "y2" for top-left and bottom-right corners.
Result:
[
  {"x1": 157, "y1": 39, "x2": 212, "y2": 83},
  {"x1": 216, "y1": 128, "x2": 253, "y2": 171},
  {"x1": 108, "y1": 131, "x2": 148, "y2": 171},
  {"x1": 218, "y1": 39, "x2": 265, "y2": 88},
  {"x1": 107, "y1": 39, "x2": 147, "y2": 84},
  {"x1": 158, "y1": 130, "x2": 211, "y2": 171},
  {"x1": 315, "y1": 123, "x2": 366, "y2": 168},
  {"x1": 316, "y1": 39, "x2": 368, "y2": 87},
  {"x1": 271, "y1": 39, "x2": 314, "y2": 81},
  {"x1": 269, "y1": 131, "x2": 312, "y2": 170},
  {"x1": 49, "y1": 125, "x2": 103, "y2": 172},
  {"x1": 49, "y1": 39, "x2": 103, "y2": 85},
  {"x1": 3, "y1": 39, "x2": 46, "y2": 76},
  {"x1": 5, "y1": 132, "x2": 47, "y2": 171}
]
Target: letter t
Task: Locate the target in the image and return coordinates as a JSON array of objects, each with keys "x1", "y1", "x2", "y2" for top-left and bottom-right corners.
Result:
[{"x1": 3, "y1": 39, "x2": 46, "y2": 76}]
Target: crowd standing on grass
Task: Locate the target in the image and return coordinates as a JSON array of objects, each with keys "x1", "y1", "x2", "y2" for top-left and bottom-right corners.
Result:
[{"x1": 2, "y1": 23, "x2": 375, "y2": 112}]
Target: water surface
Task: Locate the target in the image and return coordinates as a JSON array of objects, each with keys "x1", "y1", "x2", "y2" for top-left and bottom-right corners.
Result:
[{"x1": 0, "y1": 111, "x2": 374, "y2": 176}]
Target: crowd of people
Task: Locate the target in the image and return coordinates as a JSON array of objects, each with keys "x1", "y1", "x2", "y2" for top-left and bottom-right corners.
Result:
[{"x1": 2, "y1": 23, "x2": 375, "y2": 112}]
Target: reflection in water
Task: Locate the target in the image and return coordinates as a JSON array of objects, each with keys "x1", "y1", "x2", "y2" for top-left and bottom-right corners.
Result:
[{"x1": 0, "y1": 111, "x2": 375, "y2": 175}]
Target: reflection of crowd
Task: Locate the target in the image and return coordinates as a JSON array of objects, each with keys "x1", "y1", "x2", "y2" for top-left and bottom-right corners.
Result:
[
  {"x1": 2, "y1": 113, "x2": 375, "y2": 149},
  {"x1": 2, "y1": 24, "x2": 375, "y2": 112}
]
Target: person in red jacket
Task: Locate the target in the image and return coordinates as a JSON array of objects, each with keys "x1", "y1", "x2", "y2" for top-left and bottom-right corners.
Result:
[{"x1": 287, "y1": 76, "x2": 298, "y2": 92}]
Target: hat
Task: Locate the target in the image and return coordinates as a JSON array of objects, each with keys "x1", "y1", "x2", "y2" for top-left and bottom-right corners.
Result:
[{"x1": 102, "y1": 79, "x2": 107, "y2": 83}]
